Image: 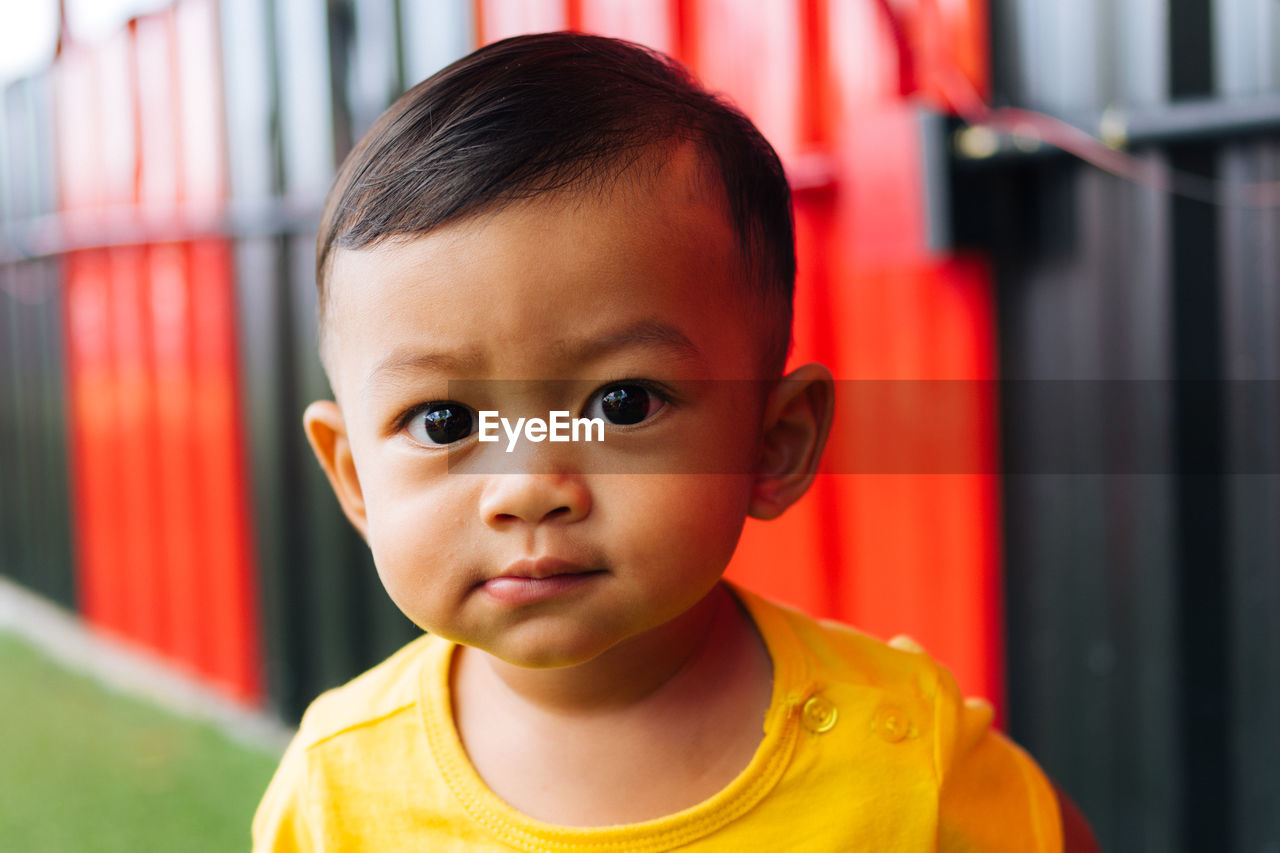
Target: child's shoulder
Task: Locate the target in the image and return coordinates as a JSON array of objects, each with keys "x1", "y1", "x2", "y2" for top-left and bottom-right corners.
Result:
[
  {"x1": 292, "y1": 631, "x2": 442, "y2": 750},
  {"x1": 739, "y1": 586, "x2": 1002, "y2": 768},
  {"x1": 737, "y1": 585, "x2": 957, "y2": 698},
  {"x1": 742, "y1": 588, "x2": 1066, "y2": 850}
]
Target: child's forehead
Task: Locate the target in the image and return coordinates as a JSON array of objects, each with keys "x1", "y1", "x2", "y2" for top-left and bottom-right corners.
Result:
[
  {"x1": 479, "y1": 140, "x2": 727, "y2": 230},
  {"x1": 327, "y1": 142, "x2": 735, "y2": 309},
  {"x1": 320, "y1": 146, "x2": 754, "y2": 393}
]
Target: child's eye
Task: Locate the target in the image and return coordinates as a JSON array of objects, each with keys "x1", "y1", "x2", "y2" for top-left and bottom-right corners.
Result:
[
  {"x1": 404, "y1": 402, "x2": 475, "y2": 445},
  {"x1": 584, "y1": 383, "x2": 667, "y2": 426}
]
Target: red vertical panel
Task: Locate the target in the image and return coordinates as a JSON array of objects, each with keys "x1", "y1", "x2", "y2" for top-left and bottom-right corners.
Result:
[
  {"x1": 819, "y1": 0, "x2": 999, "y2": 707},
  {"x1": 565, "y1": 0, "x2": 584, "y2": 31},
  {"x1": 797, "y1": 0, "x2": 834, "y2": 149},
  {"x1": 176, "y1": 0, "x2": 261, "y2": 700},
  {"x1": 146, "y1": 241, "x2": 202, "y2": 665},
  {"x1": 900, "y1": 0, "x2": 989, "y2": 107},
  {"x1": 101, "y1": 23, "x2": 168, "y2": 654},
  {"x1": 137, "y1": 9, "x2": 200, "y2": 670},
  {"x1": 823, "y1": 262, "x2": 999, "y2": 705},
  {"x1": 670, "y1": 0, "x2": 698, "y2": 69},
  {"x1": 188, "y1": 237, "x2": 259, "y2": 698},
  {"x1": 931, "y1": 256, "x2": 1002, "y2": 712},
  {"x1": 107, "y1": 237, "x2": 165, "y2": 651}
]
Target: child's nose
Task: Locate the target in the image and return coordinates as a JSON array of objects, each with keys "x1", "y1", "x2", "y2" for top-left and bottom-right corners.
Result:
[{"x1": 478, "y1": 473, "x2": 592, "y2": 527}]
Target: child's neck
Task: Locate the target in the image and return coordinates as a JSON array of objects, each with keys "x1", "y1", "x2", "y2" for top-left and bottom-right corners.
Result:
[{"x1": 451, "y1": 583, "x2": 774, "y2": 825}]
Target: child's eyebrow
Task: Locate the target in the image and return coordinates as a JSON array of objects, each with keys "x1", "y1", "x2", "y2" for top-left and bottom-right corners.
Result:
[
  {"x1": 363, "y1": 319, "x2": 703, "y2": 394},
  {"x1": 562, "y1": 319, "x2": 704, "y2": 367},
  {"x1": 364, "y1": 347, "x2": 484, "y2": 391}
]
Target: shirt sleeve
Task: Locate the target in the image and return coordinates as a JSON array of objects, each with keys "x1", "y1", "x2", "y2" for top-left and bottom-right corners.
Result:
[
  {"x1": 935, "y1": 694, "x2": 1064, "y2": 853},
  {"x1": 252, "y1": 733, "x2": 315, "y2": 853}
]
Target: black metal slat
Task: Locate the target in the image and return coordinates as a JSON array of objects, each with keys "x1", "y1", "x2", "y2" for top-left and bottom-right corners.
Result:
[
  {"x1": 0, "y1": 275, "x2": 17, "y2": 587},
  {"x1": 281, "y1": 0, "x2": 365, "y2": 703},
  {"x1": 13, "y1": 263, "x2": 41, "y2": 594},
  {"x1": 1168, "y1": 155, "x2": 1232, "y2": 851},
  {"x1": 34, "y1": 260, "x2": 74, "y2": 609},
  {"x1": 989, "y1": 2, "x2": 1186, "y2": 851},
  {"x1": 287, "y1": 231, "x2": 362, "y2": 697},
  {"x1": 0, "y1": 90, "x2": 13, "y2": 590},
  {"x1": 33, "y1": 70, "x2": 75, "y2": 610},
  {"x1": 1219, "y1": 8, "x2": 1280, "y2": 849},
  {"x1": 1110, "y1": 174, "x2": 1180, "y2": 853},
  {"x1": 1, "y1": 75, "x2": 76, "y2": 609},
  {"x1": 1, "y1": 86, "x2": 29, "y2": 593},
  {"x1": 993, "y1": 5, "x2": 1109, "y2": 848},
  {"x1": 1217, "y1": 3, "x2": 1280, "y2": 844},
  {"x1": 221, "y1": 0, "x2": 307, "y2": 720},
  {"x1": 236, "y1": 229, "x2": 303, "y2": 716},
  {"x1": 1167, "y1": 2, "x2": 1233, "y2": 848}
]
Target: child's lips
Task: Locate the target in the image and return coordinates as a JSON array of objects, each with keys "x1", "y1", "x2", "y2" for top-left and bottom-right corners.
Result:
[{"x1": 481, "y1": 557, "x2": 604, "y2": 605}]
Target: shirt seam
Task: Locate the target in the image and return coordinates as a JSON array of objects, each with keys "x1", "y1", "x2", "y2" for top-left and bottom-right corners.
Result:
[
  {"x1": 428, "y1": 704, "x2": 801, "y2": 852},
  {"x1": 924, "y1": 658, "x2": 945, "y2": 795},
  {"x1": 303, "y1": 700, "x2": 420, "y2": 752}
]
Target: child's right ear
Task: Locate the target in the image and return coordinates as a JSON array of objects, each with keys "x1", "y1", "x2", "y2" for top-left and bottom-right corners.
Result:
[{"x1": 302, "y1": 401, "x2": 369, "y2": 538}]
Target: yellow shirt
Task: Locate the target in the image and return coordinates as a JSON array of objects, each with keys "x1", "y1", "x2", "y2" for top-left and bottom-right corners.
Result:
[{"x1": 253, "y1": 587, "x2": 1062, "y2": 851}]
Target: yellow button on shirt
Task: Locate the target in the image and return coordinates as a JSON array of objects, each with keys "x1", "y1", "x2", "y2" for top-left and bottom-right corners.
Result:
[{"x1": 253, "y1": 586, "x2": 1062, "y2": 852}]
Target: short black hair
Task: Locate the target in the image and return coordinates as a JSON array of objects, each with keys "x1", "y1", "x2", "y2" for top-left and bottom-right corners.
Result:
[{"x1": 317, "y1": 31, "x2": 795, "y2": 373}]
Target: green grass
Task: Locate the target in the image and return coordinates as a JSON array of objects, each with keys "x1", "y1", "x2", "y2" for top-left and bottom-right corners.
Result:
[{"x1": 0, "y1": 632, "x2": 283, "y2": 852}]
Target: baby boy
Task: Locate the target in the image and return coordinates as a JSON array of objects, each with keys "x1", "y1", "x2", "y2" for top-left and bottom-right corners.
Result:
[{"x1": 253, "y1": 31, "x2": 1093, "y2": 852}]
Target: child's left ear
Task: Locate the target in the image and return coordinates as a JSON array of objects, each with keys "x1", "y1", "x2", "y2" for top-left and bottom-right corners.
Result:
[{"x1": 748, "y1": 362, "x2": 835, "y2": 520}]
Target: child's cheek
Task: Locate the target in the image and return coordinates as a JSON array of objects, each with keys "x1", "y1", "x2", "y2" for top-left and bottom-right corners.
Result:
[
  {"x1": 613, "y1": 473, "x2": 752, "y2": 561},
  {"x1": 364, "y1": 475, "x2": 475, "y2": 617}
]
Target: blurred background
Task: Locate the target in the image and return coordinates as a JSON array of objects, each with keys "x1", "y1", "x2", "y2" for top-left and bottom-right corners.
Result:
[{"x1": 1, "y1": 0, "x2": 1277, "y2": 850}]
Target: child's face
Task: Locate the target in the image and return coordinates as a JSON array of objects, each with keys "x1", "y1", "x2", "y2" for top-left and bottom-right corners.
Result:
[{"x1": 310, "y1": 147, "x2": 777, "y2": 669}]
